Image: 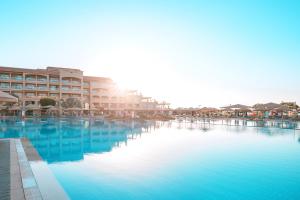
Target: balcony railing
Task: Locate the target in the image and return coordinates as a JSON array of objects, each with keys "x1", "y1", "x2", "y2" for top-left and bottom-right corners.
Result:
[
  {"x1": 0, "y1": 85, "x2": 10, "y2": 89},
  {"x1": 0, "y1": 75, "x2": 10, "y2": 80},
  {"x1": 25, "y1": 86, "x2": 36, "y2": 90},
  {"x1": 37, "y1": 79, "x2": 47, "y2": 82},
  {"x1": 11, "y1": 76, "x2": 23, "y2": 81},
  {"x1": 25, "y1": 78, "x2": 36, "y2": 81},
  {"x1": 25, "y1": 94, "x2": 35, "y2": 97},
  {"x1": 62, "y1": 80, "x2": 70, "y2": 84},
  {"x1": 50, "y1": 87, "x2": 58, "y2": 91},
  {"x1": 71, "y1": 81, "x2": 81, "y2": 85},
  {"x1": 37, "y1": 87, "x2": 48, "y2": 90},
  {"x1": 11, "y1": 86, "x2": 23, "y2": 90},
  {"x1": 50, "y1": 79, "x2": 59, "y2": 83}
]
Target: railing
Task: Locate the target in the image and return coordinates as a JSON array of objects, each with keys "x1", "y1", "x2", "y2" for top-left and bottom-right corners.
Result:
[
  {"x1": 37, "y1": 87, "x2": 48, "y2": 90},
  {"x1": 11, "y1": 86, "x2": 22, "y2": 90},
  {"x1": 50, "y1": 79, "x2": 59, "y2": 83},
  {"x1": 25, "y1": 95, "x2": 35, "y2": 97},
  {"x1": 11, "y1": 76, "x2": 23, "y2": 81},
  {"x1": 25, "y1": 86, "x2": 36, "y2": 90},
  {"x1": 71, "y1": 81, "x2": 81, "y2": 85},
  {"x1": 37, "y1": 79, "x2": 47, "y2": 82},
  {"x1": 50, "y1": 87, "x2": 58, "y2": 91},
  {"x1": 62, "y1": 80, "x2": 70, "y2": 84},
  {"x1": 91, "y1": 83, "x2": 113, "y2": 89},
  {"x1": 0, "y1": 75, "x2": 10, "y2": 80},
  {"x1": 0, "y1": 85, "x2": 10, "y2": 89},
  {"x1": 25, "y1": 78, "x2": 36, "y2": 81}
]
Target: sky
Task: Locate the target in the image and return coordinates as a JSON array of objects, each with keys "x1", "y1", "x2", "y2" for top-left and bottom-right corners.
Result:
[{"x1": 0, "y1": 0, "x2": 299, "y2": 108}]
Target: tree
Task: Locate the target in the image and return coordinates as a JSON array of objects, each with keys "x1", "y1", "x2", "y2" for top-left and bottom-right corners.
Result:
[
  {"x1": 40, "y1": 98, "x2": 56, "y2": 107},
  {"x1": 61, "y1": 97, "x2": 81, "y2": 108}
]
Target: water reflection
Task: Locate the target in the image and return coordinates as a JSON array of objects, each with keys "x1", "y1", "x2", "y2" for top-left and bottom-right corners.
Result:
[
  {"x1": 0, "y1": 118, "x2": 299, "y2": 163},
  {"x1": 0, "y1": 118, "x2": 158, "y2": 163}
]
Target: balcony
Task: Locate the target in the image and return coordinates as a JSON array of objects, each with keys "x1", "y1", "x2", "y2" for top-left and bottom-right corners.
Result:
[
  {"x1": 0, "y1": 85, "x2": 10, "y2": 89},
  {"x1": 49, "y1": 94, "x2": 59, "y2": 98},
  {"x1": 37, "y1": 87, "x2": 48, "y2": 90},
  {"x1": 25, "y1": 78, "x2": 36, "y2": 82},
  {"x1": 61, "y1": 87, "x2": 70, "y2": 91},
  {"x1": 50, "y1": 87, "x2": 59, "y2": 91},
  {"x1": 11, "y1": 85, "x2": 23, "y2": 90},
  {"x1": 62, "y1": 80, "x2": 71, "y2": 84},
  {"x1": 25, "y1": 86, "x2": 36, "y2": 90},
  {"x1": 50, "y1": 79, "x2": 59, "y2": 83},
  {"x1": 25, "y1": 94, "x2": 35, "y2": 97},
  {"x1": 71, "y1": 81, "x2": 81, "y2": 85},
  {"x1": 11, "y1": 76, "x2": 23, "y2": 81},
  {"x1": 37, "y1": 79, "x2": 47, "y2": 82},
  {"x1": 72, "y1": 88, "x2": 81, "y2": 91},
  {"x1": 91, "y1": 83, "x2": 113, "y2": 89},
  {"x1": 0, "y1": 75, "x2": 10, "y2": 80},
  {"x1": 91, "y1": 90, "x2": 100, "y2": 94}
]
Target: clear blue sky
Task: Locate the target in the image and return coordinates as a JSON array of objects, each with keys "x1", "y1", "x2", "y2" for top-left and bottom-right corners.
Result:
[{"x1": 0, "y1": 0, "x2": 299, "y2": 107}]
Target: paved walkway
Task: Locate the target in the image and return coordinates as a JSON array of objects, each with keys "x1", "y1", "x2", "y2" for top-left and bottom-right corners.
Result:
[
  {"x1": 0, "y1": 139, "x2": 68, "y2": 200},
  {"x1": 0, "y1": 139, "x2": 42, "y2": 200},
  {"x1": 0, "y1": 140, "x2": 10, "y2": 200}
]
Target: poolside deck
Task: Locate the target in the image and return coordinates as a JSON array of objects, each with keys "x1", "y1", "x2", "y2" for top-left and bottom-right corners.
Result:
[
  {"x1": 0, "y1": 140, "x2": 10, "y2": 200},
  {"x1": 0, "y1": 139, "x2": 69, "y2": 200}
]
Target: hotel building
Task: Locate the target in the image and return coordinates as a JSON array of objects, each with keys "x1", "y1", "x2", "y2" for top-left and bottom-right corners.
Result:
[{"x1": 0, "y1": 66, "x2": 170, "y2": 113}]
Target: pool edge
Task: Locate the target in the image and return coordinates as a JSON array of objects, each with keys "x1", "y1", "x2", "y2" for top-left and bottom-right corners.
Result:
[{"x1": 9, "y1": 138, "x2": 70, "y2": 200}]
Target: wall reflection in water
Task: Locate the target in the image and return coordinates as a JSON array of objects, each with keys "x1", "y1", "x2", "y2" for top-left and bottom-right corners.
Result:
[{"x1": 0, "y1": 118, "x2": 159, "y2": 163}]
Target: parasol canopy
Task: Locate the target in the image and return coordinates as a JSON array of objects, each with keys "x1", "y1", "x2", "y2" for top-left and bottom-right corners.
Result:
[{"x1": 0, "y1": 91, "x2": 18, "y2": 103}]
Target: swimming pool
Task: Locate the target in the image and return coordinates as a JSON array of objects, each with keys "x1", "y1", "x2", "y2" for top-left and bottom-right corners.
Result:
[{"x1": 1, "y1": 118, "x2": 300, "y2": 200}]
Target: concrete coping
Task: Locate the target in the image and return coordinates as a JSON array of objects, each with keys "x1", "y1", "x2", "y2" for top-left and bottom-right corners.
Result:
[{"x1": 8, "y1": 138, "x2": 70, "y2": 200}]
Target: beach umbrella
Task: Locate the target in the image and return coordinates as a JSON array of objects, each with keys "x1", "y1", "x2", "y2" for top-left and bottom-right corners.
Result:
[
  {"x1": 41, "y1": 105, "x2": 56, "y2": 109},
  {"x1": 0, "y1": 105, "x2": 7, "y2": 110},
  {"x1": 9, "y1": 105, "x2": 21, "y2": 111},
  {"x1": 0, "y1": 91, "x2": 18, "y2": 103},
  {"x1": 276, "y1": 105, "x2": 289, "y2": 112},
  {"x1": 48, "y1": 106, "x2": 59, "y2": 111},
  {"x1": 64, "y1": 107, "x2": 82, "y2": 111}
]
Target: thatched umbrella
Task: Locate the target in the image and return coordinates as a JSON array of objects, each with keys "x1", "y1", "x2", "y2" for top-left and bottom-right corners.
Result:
[
  {"x1": 45, "y1": 106, "x2": 59, "y2": 116},
  {"x1": 9, "y1": 105, "x2": 21, "y2": 111},
  {"x1": 25, "y1": 104, "x2": 40, "y2": 110},
  {"x1": 276, "y1": 104, "x2": 289, "y2": 112},
  {"x1": 198, "y1": 107, "x2": 218, "y2": 113},
  {"x1": 221, "y1": 104, "x2": 250, "y2": 110},
  {"x1": 253, "y1": 103, "x2": 280, "y2": 111},
  {"x1": 0, "y1": 105, "x2": 7, "y2": 110},
  {"x1": 0, "y1": 91, "x2": 18, "y2": 103},
  {"x1": 41, "y1": 105, "x2": 54, "y2": 109},
  {"x1": 48, "y1": 106, "x2": 59, "y2": 111},
  {"x1": 64, "y1": 107, "x2": 82, "y2": 111}
]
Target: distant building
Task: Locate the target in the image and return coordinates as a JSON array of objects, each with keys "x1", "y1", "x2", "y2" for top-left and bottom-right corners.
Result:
[{"x1": 0, "y1": 66, "x2": 170, "y2": 113}]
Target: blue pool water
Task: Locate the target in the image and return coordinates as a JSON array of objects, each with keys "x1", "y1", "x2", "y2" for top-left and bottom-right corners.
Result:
[{"x1": 1, "y1": 118, "x2": 300, "y2": 200}]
